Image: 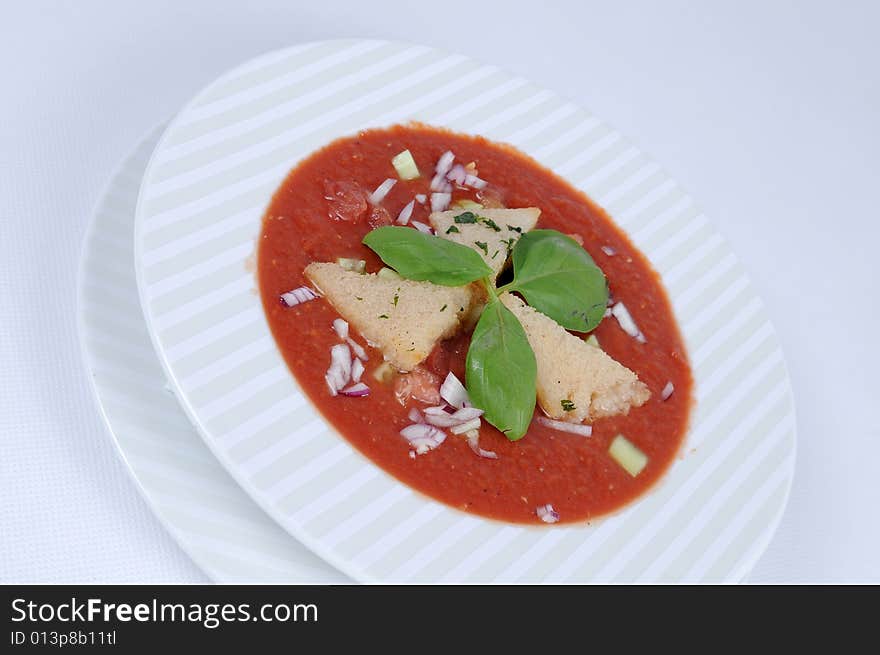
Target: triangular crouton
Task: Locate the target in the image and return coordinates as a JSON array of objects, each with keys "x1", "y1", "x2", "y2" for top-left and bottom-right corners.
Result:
[
  {"x1": 305, "y1": 262, "x2": 473, "y2": 371},
  {"x1": 501, "y1": 293, "x2": 650, "y2": 422},
  {"x1": 429, "y1": 207, "x2": 540, "y2": 279}
]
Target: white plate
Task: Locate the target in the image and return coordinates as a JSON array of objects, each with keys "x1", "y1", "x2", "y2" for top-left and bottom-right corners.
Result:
[
  {"x1": 134, "y1": 39, "x2": 796, "y2": 583},
  {"x1": 78, "y1": 125, "x2": 348, "y2": 583}
]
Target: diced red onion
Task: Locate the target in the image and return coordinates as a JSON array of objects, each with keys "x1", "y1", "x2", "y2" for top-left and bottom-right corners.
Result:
[
  {"x1": 415, "y1": 193, "x2": 427, "y2": 204},
  {"x1": 430, "y1": 193, "x2": 451, "y2": 212},
  {"x1": 453, "y1": 406, "x2": 483, "y2": 421},
  {"x1": 411, "y1": 220, "x2": 433, "y2": 234},
  {"x1": 407, "y1": 437, "x2": 440, "y2": 455},
  {"x1": 400, "y1": 423, "x2": 447, "y2": 455},
  {"x1": 408, "y1": 407, "x2": 423, "y2": 423},
  {"x1": 465, "y1": 431, "x2": 497, "y2": 459},
  {"x1": 430, "y1": 172, "x2": 452, "y2": 192},
  {"x1": 332, "y1": 318, "x2": 349, "y2": 340},
  {"x1": 601, "y1": 245, "x2": 617, "y2": 256},
  {"x1": 351, "y1": 357, "x2": 365, "y2": 384},
  {"x1": 604, "y1": 308, "x2": 612, "y2": 318},
  {"x1": 535, "y1": 415, "x2": 593, "y2": 437},
  {"x1": 325, "y1": 343, "x2": 353, "y2": 395},
  {"x1": 280, "y1": 286, "x2": 318, "y2": 307},
  {"x1": 331, "y1": 343, "x2": 352, "y2": 377},
  {"x1": 423, "y1": 404, "x2": 450, "y2": 414},
  {"x1": 422, "y1": 406, "x2": 453, "y2": 422},
  {"x1": 446, "y1": 163, "x2": 467, "y2": 186},
  {"x1": 536, "y1": 503, "x2": 560, "y2": 524},
  {"x1": 450, "y1": 417, "x2": 481, "y2": 434},
  {"x1": 611, "y1": 301, "x2": 647, "y2": 343},
  {"x1": 661, "y1": 381, "x2": 675, "y2": 401},
  {"x1": 369, "y1": 178, "x2": 396, "y2": 205},
  {"x1": 440, "y1": 372, "x2": 470, "y2": 409},
  {"x1": 423, "y1": 405, "x2": 483, "y2": 428},
  {"x1": 464, "y1": 173, "x2": 487, "y2": 189},
  {"x1": 435, "y1": 150, "x2": 455, "y2": 176},
  {"x1": 346, "y1": 337, "x2": 368, "y2": 361},
  {"x1": 396, "y1": 199, "x2": 415, "y2": 225},
  {"x1": 339, "y1": 382, "x2": 370, "y2": 397}
]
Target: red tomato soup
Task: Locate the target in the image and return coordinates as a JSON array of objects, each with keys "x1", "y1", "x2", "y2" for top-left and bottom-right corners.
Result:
[{"x1": 258, "y1": 124, "x2": 692, "y2": 524}]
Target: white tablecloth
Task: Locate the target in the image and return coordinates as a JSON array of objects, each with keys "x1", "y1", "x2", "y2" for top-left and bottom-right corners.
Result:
[{"x1": 2, "y1": 0, "x2": 878, "y2": 583}]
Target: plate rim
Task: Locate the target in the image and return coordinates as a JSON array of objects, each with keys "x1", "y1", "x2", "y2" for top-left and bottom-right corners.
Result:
[
  {"x1": 77, "y1": 123, "x2": 349, "y2": 584},
  {"x1": 76, "y1": 129, "x2": 218, "y2": 581}
]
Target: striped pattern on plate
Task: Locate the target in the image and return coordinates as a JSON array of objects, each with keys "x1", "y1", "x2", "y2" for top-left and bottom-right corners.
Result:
[
  {"x1": 134, "y1": 40, "x2": 796, "y2": 583},
  {"x1": 78, "y1": 126, "x2": 348, "y2": 583}
]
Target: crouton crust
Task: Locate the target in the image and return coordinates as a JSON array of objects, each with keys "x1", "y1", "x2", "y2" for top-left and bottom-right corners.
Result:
[
  {"x1": 429, "y1": 207, "x2": 540, "y2": 279},
  {"x1": 501, "y1": 293, "x2": 650, "y2": 422},
  {"x1": 305, "y1": 262, "x2": 473, "y2": 371}
]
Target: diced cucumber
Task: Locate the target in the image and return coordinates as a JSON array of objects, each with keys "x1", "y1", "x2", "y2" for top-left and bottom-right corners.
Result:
[
  {"x1": 392, "y1": 149, "x2": 420, "y2": 180},
  {"x1": 372, "y1": 361, "x2": 395, "y2": 384},
  {"x1": 451, "y1": 199, "x2": 484, "y2": 210},
  {"x1": 586, "y1": 334, "x2": 601, "y2": 348},
  {"x1": 377, "y1": 267, "x2": 402, "y2": 281},
  {"x1": 608, "y1": 434, "x2": 648, "y2": 477},
  {"x1": 337, "y1": 258, "x2": 366, "y2": 274}
]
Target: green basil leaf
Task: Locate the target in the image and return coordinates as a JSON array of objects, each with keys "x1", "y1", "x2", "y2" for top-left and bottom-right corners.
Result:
[
  {"x1": 508, "y1": 229, "x2": 608, "y2": 331},
  {"x1": 466, "y1": 297, "x2": 537, "y2": 441},
  {"x1": 363, "y1": 226, "x2": 492, "y2": 286}
]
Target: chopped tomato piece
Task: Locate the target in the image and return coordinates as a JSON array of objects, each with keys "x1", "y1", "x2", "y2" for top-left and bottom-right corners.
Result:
[
  {"x1": 393, "y1": 367, "x2": 441, "y2": 405},
  {"x1": 476, "y1": 187, "x2": 506, "y2": 208},
  {"x1": 368, "y1": 205, "x2": 393, "y2": 229},
  {"x1": 324, "y1": 180, "x2": 368, "y2": 223}
]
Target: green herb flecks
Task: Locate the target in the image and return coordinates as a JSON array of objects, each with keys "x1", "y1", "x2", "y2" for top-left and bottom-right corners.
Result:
[
  {"x1": 561, "y1": 399, "x2": 576, "y2": 412},
  {"x1": 453, "y1": 211, "x2": 478, "y2": 224},
  {"x1": 507, "y1": 224, "x2": 522, "y2": 233},
  {"x1": 440, "y1": 304, "x2": 447, "y2": 312},
  {"x1": 481, "y1": 217, "x2": 501, "y2": 232},
  {"x1": 474, "y1": 241, "x2": 488, "y2": 255},
  {"x1": 378, "y1": 314, "x2": 389, "y2": 319},
  {"x1": 446, "y1": 225, "x2": 460, "y2": 234}
]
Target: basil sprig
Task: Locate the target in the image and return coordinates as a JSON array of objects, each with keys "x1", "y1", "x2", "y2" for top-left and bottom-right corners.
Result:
[
  {"x1": 501, "y1": 230, "x2": 608, "y2": 331},
  {"x1": 466, "y1": 295, "x2": 537, "y2": 440},
  {"x1": 363, "y1": 226, "x2": 491, "y2": 286},
  {"x1": 363, "y1": 225, "x2": 607, "y2": 441}
]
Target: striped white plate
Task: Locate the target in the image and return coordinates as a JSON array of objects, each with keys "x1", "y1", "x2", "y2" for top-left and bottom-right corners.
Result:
[
  {"x1": 134, "y1": 39, "x2": 796, "y2": 583},
  {"x1": 78, "y1": 125, "x2": 348, "y2": 583}
]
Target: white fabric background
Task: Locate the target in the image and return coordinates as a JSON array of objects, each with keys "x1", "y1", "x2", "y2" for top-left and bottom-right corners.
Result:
[{"x1": 1, "y1": 0, "x2": 877, "y2": 583}]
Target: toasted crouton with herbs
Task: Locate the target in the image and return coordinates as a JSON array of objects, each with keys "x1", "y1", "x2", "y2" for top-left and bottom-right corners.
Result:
[
  {"x1": 501, "y1": 293, "x2": 650, "y2": 422},
  {"x1": 429, "y1": 207, "x2": 541, "y2": 279},
  {"x1": 305, "y1": 262, "x2": 473, "y2": 371}
]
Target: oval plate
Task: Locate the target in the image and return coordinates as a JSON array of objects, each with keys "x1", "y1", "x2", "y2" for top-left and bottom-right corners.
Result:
[{"x1": 135, "y1": 39, "x2": 796, "y2": 583}]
